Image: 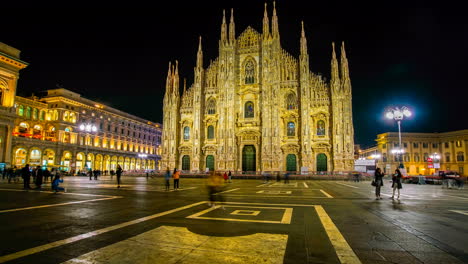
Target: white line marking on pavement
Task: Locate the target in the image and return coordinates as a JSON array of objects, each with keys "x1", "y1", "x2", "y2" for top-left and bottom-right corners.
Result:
[
  {"x1": 0, "y1": 188, "x2": 116, "y2": 197},
  {"x1": 216, "y1": 188, "x2": 239, "y2": 194},
  {"x1": 336, "y1": 182, "x2": 359, "y2": 188},
  {"x1": 444, "y1": 195, "x2": 468, "y2": 200},
  {"x1": 303, "y1": 182, "x2": 309, "y2": 188},
  {"x1": 450, "y1": 210, "x2": 468, "y2": 216},
  {"x1": 320, "y1": 189, "x2": 334, "y2": 198},
  {"x1": 0, "y1": 196, "x2": 122, "y2": 214},
  {"x1": 256, "y1": 183, "x2": 271, "y2": 187},
  {"x1": 315, "y1": 205, "x2": 362, "y2": 264},
  {"x1": 0, "y1": 201, "x2": 207, "y2": 263}
]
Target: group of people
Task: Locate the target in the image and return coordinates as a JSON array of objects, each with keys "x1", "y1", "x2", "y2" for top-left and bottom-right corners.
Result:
[
  {"x1": 164, "y1": 168, "x2": 180, "y2": 191},
  {"x1": 1, "y1": 164, "x2": 66, "y2": 193},
  {"x1": 373, "y1": 168, "x2": 403, "y2": 200}
]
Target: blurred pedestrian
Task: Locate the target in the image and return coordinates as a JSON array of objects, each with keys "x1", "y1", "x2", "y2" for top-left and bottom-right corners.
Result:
[
  {"x1": 284, "y1": 171, "x2": 290, "y2": 184},
  {"x1": 223, "y1": 171, "x2": 228, "y2": 183},
  {"x1": 374, "y1": 168, "x2": 384, "y2": 200},
  {"x1": 391, "y1": 169, "x2": 403, "y2": 200},
  {"x1": 228, "y1": 170, "x2": 232, "y2": 183},
  {"x1": 207, "y1": 171, "x2": 225, "y2": 208},
  {"x1": 164, "y1": 168, "x2": 171, "y2": 191}
]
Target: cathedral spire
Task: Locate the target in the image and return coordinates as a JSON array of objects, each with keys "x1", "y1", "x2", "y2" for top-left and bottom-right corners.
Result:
[
  {"x1": 197, "y1": 36, "x2": 203, "y2": 69},
  {"x1": 262, "y1": 3, "x2": 270, "y2": 39},
  {"x1": 229, "y1": 8, "x2": 235, "y2": 44},
  {"x1": 183, "y1": 78, "x2": 187, "y2": 94},
  {"x1": 331, "y1": 42, "x2": 340, "y2": 88},
  {"x1": 272, "y1": 1, "x2": 280, "y2": 40},
  {"x1": 221, "y1": 10, "x2": 228, "y2": 45},
  {"x1": 300, "y1": 21, "x2": 308, "y2": 56},
  {"x1": 173, "y1": 60, "x2": 180, "y2": 97},
  {"x1": 340, "y1": 41, "x2": 349, "y2": 80},
  {"x1": 165, "y1": 61, "x2": 172, "y2": 97}
]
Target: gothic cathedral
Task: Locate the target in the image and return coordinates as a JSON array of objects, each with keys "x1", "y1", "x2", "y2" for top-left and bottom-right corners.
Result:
[{"x1": 161, "y1": 3, "x2": 354, "y2": 173}]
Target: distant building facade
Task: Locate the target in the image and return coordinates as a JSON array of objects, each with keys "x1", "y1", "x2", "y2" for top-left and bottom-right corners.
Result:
[
  {"x1": 161, "y1": 4, "x2": 355, "y2": 173},
  {"x1": 0, "y1": 42, "x2": 162, "y2": 173},
  {"x1": 363, "y1": 130, "x2": 468, "y2": 176},
  {"x1": 11, "y1": 89, "x2": 162, "y2": 172}
]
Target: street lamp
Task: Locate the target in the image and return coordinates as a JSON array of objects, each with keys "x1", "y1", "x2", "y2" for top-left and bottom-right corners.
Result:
[
  {"x1": 385, "y1": 106, "x2": 412, "y2": 169},
  {"x1": 79, "y1": 123, "x2": 97, "y2": 170},
  {"x1": 430, "y1": 152, "x2": 441, "y2": 173}
]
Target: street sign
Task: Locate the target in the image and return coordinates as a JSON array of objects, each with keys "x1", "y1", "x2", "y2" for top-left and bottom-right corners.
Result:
[
  {"x1": 427, "y1": 158, "x2": 433, "y2": 163},
  {"x1": 434, "y1": 163, "x2": 440, "y2": 169}
]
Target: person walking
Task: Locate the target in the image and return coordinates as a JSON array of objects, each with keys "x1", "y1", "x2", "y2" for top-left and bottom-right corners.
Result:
[
  {"x1": 391, "y1": 169, "x2": 403, "y2": 200},
  {"x1": 21, "y1": 164, "x2": 32, "y2": 189},
  {"x1": 173, "y1": 168, "x2": 180, "y2": 190},
  {"x1": 43, "y1": 168, "x2": 51, "y2": 183},
  {"x1": 116, "y1": 165, "x2": 123, "y2": 188},
  {"x1": 374, "y1": 168, "x2": 384, "y2": 200},
  {"x1": 223, "y1": 171, "x2": 228, "y2": 183},
  {"x1": 228, "y1": 170, "x2": 232, "y2": 183},
  {"x1": 164, "y1": 168, "x2": 171, "y2": 191},
  {"x1": 207, "y1": 171, "x2": 225, "y2": 208},
  {"x1": 34, "y1": 166, "x2": 44, "y2": 190},
  {"x1": 284, "y1": 171, "x2": 290, "y2": 184}
]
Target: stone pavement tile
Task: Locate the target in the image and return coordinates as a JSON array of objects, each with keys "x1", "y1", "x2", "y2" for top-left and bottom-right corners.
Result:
[
  {"x1": 409, "y1": 252, "x2": 465, "y2": 264},
  {"x1": 63, "y1": 225, "x2": 288, "y2": 264},
  {"x1": 366, "y1": 241, "x2": 404, "y2": 251},
  {"x1": 398, "y1": 242, "x2": 442, "y2": 253},
  {"x1": 376, "y1": 250, "x2": 423, "y2": 264}
]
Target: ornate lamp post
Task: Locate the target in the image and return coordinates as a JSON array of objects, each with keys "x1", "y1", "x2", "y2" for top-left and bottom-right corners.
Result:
[
  {"x1": 385, "y1": 106, "x2": 412, "y2": 169},
  {"x1": 79, "y1": 123, "x2": 97, "y2": 170}
]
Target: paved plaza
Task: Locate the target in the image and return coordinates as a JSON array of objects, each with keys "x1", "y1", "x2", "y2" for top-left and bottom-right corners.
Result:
[{"x1": 0, "y1": 176, "x2": 467, "y2": 263}]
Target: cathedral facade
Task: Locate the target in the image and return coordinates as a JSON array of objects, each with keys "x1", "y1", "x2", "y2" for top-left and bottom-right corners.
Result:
[{"x1": 161, "y1": 3, "x2": 354, "y2": 173}]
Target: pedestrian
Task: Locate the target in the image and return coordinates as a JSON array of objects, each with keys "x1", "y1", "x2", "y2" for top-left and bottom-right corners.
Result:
[
  {"x1": 228, "y1": 170, "x2": 232, "y2": 183},
  {"x1": 21, "y1": 164, "x2": 32, "y2": 189},
  {"x1": 223, "y1": 171, "x2": 228, "y2": 183},
  {"x1": 51, "y1": 174, "x2": 65, "y2": 194},
  {"x1": 207, "y1": 171, "x2": 225, "y2": 208},
  {"x1": 276, "y1": 171, "x2": 281, "y2": 182},
  {"x1": 284, "y1": 171, "x2": 290, "y2": 184},
  {"x1": 116, "y1": 165, "x2": 123, "y2": 188},
  {"x1": 374, "y1": 167, "x2": 384, "y2": 200},
  {"x1": 43, "y1": 168, "x2": 51, "y2": 183},
  {"x1": 164, "y1": 168, "x2": 171, "y2": 191},
  {"x1": 34, "y1": 166, "x2": 44, "y2": 190},
  {"x1": 173, "y1": 168, "x2": 180, "y2": 190},
  {"x1": 391, "y1": 169, "x2": 403, "y2": 200}
]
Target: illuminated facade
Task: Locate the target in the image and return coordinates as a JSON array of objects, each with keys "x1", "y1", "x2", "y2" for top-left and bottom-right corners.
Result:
[
  {"x1": 371, "y1": 130, "x2": 468, "y2": 175},
  {"x1": 0, "y1": 42, "x2": 28, "y2": 169},
  {"x1": 10, "y1": 88, "x2": 162, "y2": 172},
  {"x1": 161, "y1": 4, "x2": 355, "y2": 172}
]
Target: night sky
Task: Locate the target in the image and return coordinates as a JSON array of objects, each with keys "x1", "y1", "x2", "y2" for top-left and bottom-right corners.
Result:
[{"x1": 3, "y1": 1, "x2": 467, "y2": 148}]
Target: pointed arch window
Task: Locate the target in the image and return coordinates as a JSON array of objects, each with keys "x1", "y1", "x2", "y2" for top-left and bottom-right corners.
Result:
[
  {"x1": 286, "y1": 93, "x2": 297, "y2": 110},
  {"x1": 244, "y1": 101, "x2": 254, "y2": 118},
  {"x1": 183, "y1": 126, "x2": 190, "y2": 140},
  {"x1": 207, "y1": 125, "x2": 215, "y2": 139},
  {"x1": 244, "y1": 60, "x2": 255, "y2": 84},
  {"x1": 287, "y1": 122, "x2": 295, "y2": 136},
  {"x1": 207, "y1": 99, "x2": 216, "y2": 115}
]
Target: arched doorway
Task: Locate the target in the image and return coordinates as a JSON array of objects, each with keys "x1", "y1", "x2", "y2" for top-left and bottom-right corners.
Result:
[
  {"x1": 61, "y1": 152, "x2": 72, "y2": 171},
  {"x1": 206, "y1": 155, "x2": 215, "y2": 171},
  {"x1": 286, "y1": 154, "x2": 297, "y2": 172},
  {"x1": 43, "y1": 149, "x2": 55, "y2": 167},
  {"x1": 14, "y1": 148, "x2": 27, "y2": 167},
  {"x1": 29, "y1": 149, "x2": 42, "y2": 166},
  {"x1": 95, "y1": 154, "x2": 103, "y2": 171},
  {"x1": 317, "y1": 153, "x2": 327, "y2": 172},
  {"x1": 76, "y1": 153, "x2": 84, "y2": 172},
  {"x1": 182, "y1": 155, "x2": 190, "y2": 171},
  {"x1": 242, "y1": 145, "x2": 256, "y2": 172}
]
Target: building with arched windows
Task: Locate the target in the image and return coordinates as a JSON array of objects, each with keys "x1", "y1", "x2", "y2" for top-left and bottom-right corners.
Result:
[
  {"x1": 161, "y1": 4, "x2": 354, "y2": 173},
  {"x1": 10, "y1": 88, "x2": 162, "y2": 173}
]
